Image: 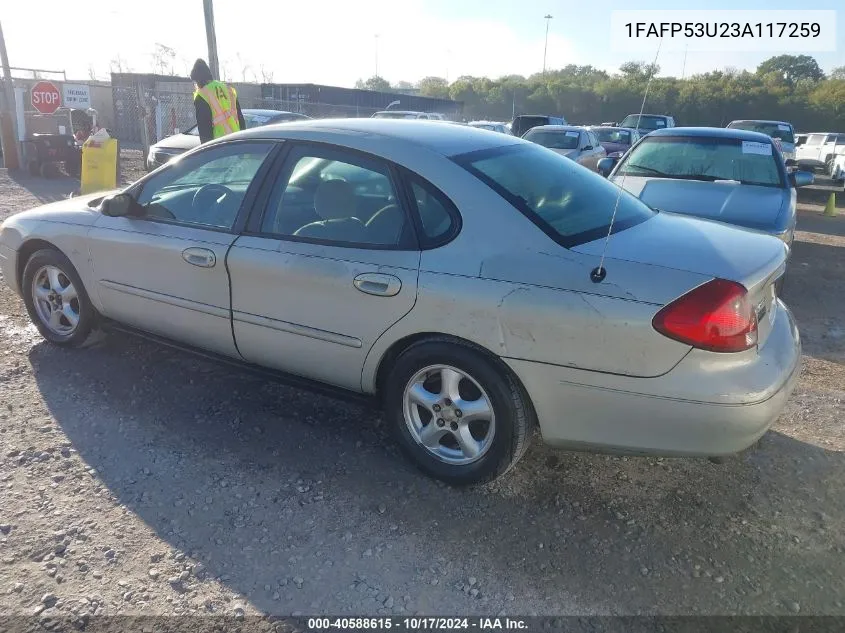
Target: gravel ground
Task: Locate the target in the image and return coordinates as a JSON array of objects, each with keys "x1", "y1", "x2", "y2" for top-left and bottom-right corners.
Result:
[{"x1": 0, "y1": 156, "x2": 843, "y2": 623}]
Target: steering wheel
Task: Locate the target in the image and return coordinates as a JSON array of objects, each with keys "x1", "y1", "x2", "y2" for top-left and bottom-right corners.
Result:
[{"x1": 192, "y1": 184, "x2": 233, "y2": 215}]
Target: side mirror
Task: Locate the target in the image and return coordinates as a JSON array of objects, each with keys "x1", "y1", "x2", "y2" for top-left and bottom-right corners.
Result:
[
  {"x1": 101, "y1": 193, "x2": 139, "y2": 217},
  {"x1": 583, "y1": 145, "x2": 593, "y2": 151},
  {"x1": 784, "y1": 158, "x2": 798, "y2": 168},
  {"x1": 789, "y1": 170, "x2": 814, "y2": 188},
  {"x1": 597, "y1": 157, "x2": 616, "y2": 177}
]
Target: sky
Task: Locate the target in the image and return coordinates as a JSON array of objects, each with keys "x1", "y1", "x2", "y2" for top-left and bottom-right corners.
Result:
[{"x1": 3, "y1": 0, "x2": 843, "y2": 86}]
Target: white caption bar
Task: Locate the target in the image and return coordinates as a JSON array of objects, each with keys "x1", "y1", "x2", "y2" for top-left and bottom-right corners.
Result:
[{"x1": 610, "y1": 10, "x2": 837, "y2": 53}]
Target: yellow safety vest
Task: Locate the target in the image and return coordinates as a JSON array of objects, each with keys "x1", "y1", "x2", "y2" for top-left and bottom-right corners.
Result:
[{"x1": 194, "y1": 80, "x2": 241, "y2": 139}]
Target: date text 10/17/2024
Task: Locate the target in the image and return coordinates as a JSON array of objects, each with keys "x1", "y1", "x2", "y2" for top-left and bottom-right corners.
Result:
[{"x1": 306, "y1": 617, "x2": 528, "y2": 631}]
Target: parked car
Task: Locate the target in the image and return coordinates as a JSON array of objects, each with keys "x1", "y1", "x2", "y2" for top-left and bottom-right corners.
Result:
[
  {"x1": 0, "y1": 119, "x2": 801, "y2": 485},
  {"x1": 830, "y1": 153, "x2": 845, "y2": 185},
  {"x1": 587, "y1": 126, "x2": 641, "y2": 159},
  {"x1": 598, "y1": 127, "x2": 813, "y2": 283},
  {"x1": 510, "y1": 114, "x2": 567, "y2": 138},
  {"x1": 145, "y1": 109, "x2": 311, "y2": 170},
  {"x1": 726, "y1": 120, "x2": 796, "y2": 162},
  {"x1": 468, "y1": 121, "x2": 511, "y2": 134},
  {"x1": 793, "y1": 132, "x2": 845, "y2": 172},
  {"x1": 618, "y1": 113, "x2": 675, "y2": 136},
  {"x1": 371, "y1": 111, "x2": 444, "y2": 120},
  {"x1": 522, "y1": 125, "x2": 606, "y2": 171}
]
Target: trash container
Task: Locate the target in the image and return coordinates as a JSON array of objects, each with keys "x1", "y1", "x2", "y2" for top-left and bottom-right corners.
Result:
[{"x1": 22, "y1": 133, "x2": 81, "y2": 178}]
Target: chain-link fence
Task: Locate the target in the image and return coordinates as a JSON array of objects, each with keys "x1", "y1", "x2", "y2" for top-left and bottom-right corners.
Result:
[
  {"x1": 110, "y1": 74, "x2": 463, "y2": 154},
  {"x1": 112, "y1": 87, "x2": 385, "y2": 151}
]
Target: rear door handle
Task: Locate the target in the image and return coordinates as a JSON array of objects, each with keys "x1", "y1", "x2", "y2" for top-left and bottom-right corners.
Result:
[
  {"x1": 182, "y1": 247, "x2": 216, "y2": 268},
  {"x1": 353, "y1": 273, "x2": 402, "y2": 297}
]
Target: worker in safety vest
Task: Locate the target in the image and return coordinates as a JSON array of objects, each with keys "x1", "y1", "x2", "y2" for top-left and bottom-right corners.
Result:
[{"x1": 189, "y1": 59, "x2": 247, "y2": 144}]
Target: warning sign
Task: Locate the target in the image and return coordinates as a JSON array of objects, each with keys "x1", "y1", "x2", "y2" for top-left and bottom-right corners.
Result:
[{"x1": 63, "y1": 84, "x2": 91, "y2": 110}]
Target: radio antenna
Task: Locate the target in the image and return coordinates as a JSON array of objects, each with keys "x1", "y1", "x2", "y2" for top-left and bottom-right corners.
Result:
[{"x1": 591, "y1": 38, "x2": 664, "y2": 283}]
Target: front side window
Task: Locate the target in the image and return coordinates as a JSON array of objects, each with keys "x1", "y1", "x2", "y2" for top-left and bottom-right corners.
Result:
[
  {"x1": 261, "y1": 147, "x2": 407, "y2": 247},
  {"x1": 134, "y1": 142, "x2": 273, "y2": 229},
  {"x1": 805, "y1": 134, "x2": 824, "y2": 146},
  {"x1": 616, "y1": 136, "x2": 783, "y2": 187},
  {"x1": 453, "y1": 143, "x2": 654, "y2": 247},
  {"x1": 522, "y1": 129, "x2": 580, "y2": 150}
]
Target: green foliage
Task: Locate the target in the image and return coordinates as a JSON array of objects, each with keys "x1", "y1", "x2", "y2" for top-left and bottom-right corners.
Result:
[
  {"x1": 354, "y1": 76, "x2": 392, "y2": 92},
  {"x1": 397, "y1": 56, "x2": 840, "y2": 131},
  {"x1": 756, "y1": 55, "x2": 825, "y2": 84}
]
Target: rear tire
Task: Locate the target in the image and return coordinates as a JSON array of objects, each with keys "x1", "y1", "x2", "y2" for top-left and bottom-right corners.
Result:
[
  {"x1": 384, "y1": 340, "x2": 535, "y2": 485},
  {"x1": 21, "y1": 248, "x2": 97, "y2": 347}
]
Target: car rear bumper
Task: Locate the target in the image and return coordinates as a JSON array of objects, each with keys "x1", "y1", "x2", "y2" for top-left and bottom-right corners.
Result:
[{"x1": 505, "y1": 299, "x2": 801, "y2": 456}]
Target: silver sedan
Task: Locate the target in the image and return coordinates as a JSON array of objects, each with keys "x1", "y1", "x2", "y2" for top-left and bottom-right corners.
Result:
[{"x1": 0, "y1": 119, "x2": 801, "y2": 485}]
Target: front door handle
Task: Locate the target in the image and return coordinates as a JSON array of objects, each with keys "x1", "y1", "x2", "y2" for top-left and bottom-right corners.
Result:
[
  {"x1": 182, "y1": 247, "x2": 216, "y2": 268},
  {"x1": 353, "y1": 273, "x2": 402, "y2": 297}
]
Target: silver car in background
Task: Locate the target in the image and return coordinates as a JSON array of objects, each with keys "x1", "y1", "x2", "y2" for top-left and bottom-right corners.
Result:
[
  {"x1": 522, "y1": 125, "x2": 607, "y2": 171},
  {"x1": 0, "y1": 119, "x2": 801, "y2": 485},
  {"x1": 726, "y1": 119, "x2": 797, "y2": 161},
  {"x1": 599, "y1": 127, "x2": 813, "y2": 291},
  {"x1": 146, "y1": 109, "x2": 312, "y2": 170},
  {"x1": 468, "y1": 121, "x2": 511, "y2": 134}
]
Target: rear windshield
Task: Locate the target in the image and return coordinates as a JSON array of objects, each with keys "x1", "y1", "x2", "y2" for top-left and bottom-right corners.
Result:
[
  {"x1": 453, "y1": 143, "x2": 654, "y2": 247},
  {"x1": 616, "y1": 135, "x2": 784, "y2": 187},
  {"x1": 594, "y1": 128, "x2": 632, "y2": 144},
  {"x1": 620, "y1": 115, "x2": 668, "y2": 130},
  {"x1": 727, "y1": 121, "x2": 795, "y2": 144},
  {"x1": 523, "y1": 129, "x2": 580, "y2": 150}
]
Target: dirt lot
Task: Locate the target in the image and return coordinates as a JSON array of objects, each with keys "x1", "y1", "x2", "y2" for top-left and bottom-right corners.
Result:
[{"x1": 0, "y1": 154, "x2": 843, "y2": 624}]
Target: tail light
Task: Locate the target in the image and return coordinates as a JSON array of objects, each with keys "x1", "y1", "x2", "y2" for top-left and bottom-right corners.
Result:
[{"x1": 652, "y1": 279, "x2": 758, "y2": 353}]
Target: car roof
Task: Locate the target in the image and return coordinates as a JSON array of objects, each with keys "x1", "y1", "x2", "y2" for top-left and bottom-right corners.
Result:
[
  {"x1": 646, "y1": 126, "x2": 773, "y2": 142},
  {"x1": 234, "y1": 117, "x2": 522, "y2": 156},
  {"x1": 243, "y1": 108, "x2": 300, "y2": 117},
  {"x1": 728, "y1": 119, "x2": 793, "y2": 127},
  {"x1": 526, "y1": 125, "x2": 584, "y2": 132},
  {"x1": 622, "y1": 113, "x2": 671, "y2": 118}
]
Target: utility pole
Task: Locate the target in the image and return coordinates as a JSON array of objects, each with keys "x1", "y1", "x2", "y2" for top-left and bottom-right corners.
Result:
[
  {"x1": 203, "y1": 0, "x2": 220, "y2": 79},
  {"x1": 681, "y1": 43, "x2": 689, "y2": 80},
  {"x1": 0, "y1": 20, "x2": 21, "y2": 169},
  {"x1": 543, "y1": 14, "x2": 553, "y2": 74},
  {"x1": 374, "y1": 34, "x2": 379, "y2": 79}
]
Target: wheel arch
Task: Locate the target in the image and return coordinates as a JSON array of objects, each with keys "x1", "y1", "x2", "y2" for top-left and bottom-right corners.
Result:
[
  {"x1": 371, "y1": 331, "x2": 534, "y2": 413},
  {"x1": 16, "y1": 238, "x2": 61, "y2": 291}
]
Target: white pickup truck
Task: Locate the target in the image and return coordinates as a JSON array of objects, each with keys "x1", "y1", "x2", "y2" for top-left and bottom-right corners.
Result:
[{"x1": 795, "y1": 132, "x2": 845, "y2": 172}]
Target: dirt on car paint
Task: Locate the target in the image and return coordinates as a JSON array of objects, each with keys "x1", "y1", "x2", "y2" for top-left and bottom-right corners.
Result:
[{"x1": 0, "y1": 156, "x2": 842, "y2": 624}]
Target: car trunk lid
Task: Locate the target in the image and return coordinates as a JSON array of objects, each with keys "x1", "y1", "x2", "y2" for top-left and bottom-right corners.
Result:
[{"x1": 573, "y1": 211, "x2": 787, "y2": 348}]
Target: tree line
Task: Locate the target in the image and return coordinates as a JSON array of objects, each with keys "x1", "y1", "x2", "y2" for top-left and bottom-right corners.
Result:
[{"x1": 356, "y1": 55, "x2": 845, "y2": 131}]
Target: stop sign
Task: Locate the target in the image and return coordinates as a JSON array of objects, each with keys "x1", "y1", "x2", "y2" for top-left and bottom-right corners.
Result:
[{"x1": 31, "y1": 81, "x2": 62, "y2": 114}]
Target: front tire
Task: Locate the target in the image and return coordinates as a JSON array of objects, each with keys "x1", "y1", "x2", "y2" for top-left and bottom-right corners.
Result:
[
  {"x1": 21, "y1": 248, "x2": 97, "y2": 347},
  {"x1": 384, "y1": 340, "x2": 535, "y2": 485}
]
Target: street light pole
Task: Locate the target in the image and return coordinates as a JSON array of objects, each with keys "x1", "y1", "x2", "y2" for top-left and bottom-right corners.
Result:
[
  {"x1": 203, "y1": 0, "x2": 220, "y2": 79},
  {"x1": 374, "y1": 34, "x2": 379, "y2": 79},
  {"x1": 543, "y1": 14, "x2": 553, "y2": 74}
]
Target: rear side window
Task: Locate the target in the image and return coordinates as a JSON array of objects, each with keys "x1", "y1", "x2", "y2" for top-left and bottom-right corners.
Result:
[{"x1": 453, "y1": 143, "x2": 654, "y2": 248}]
